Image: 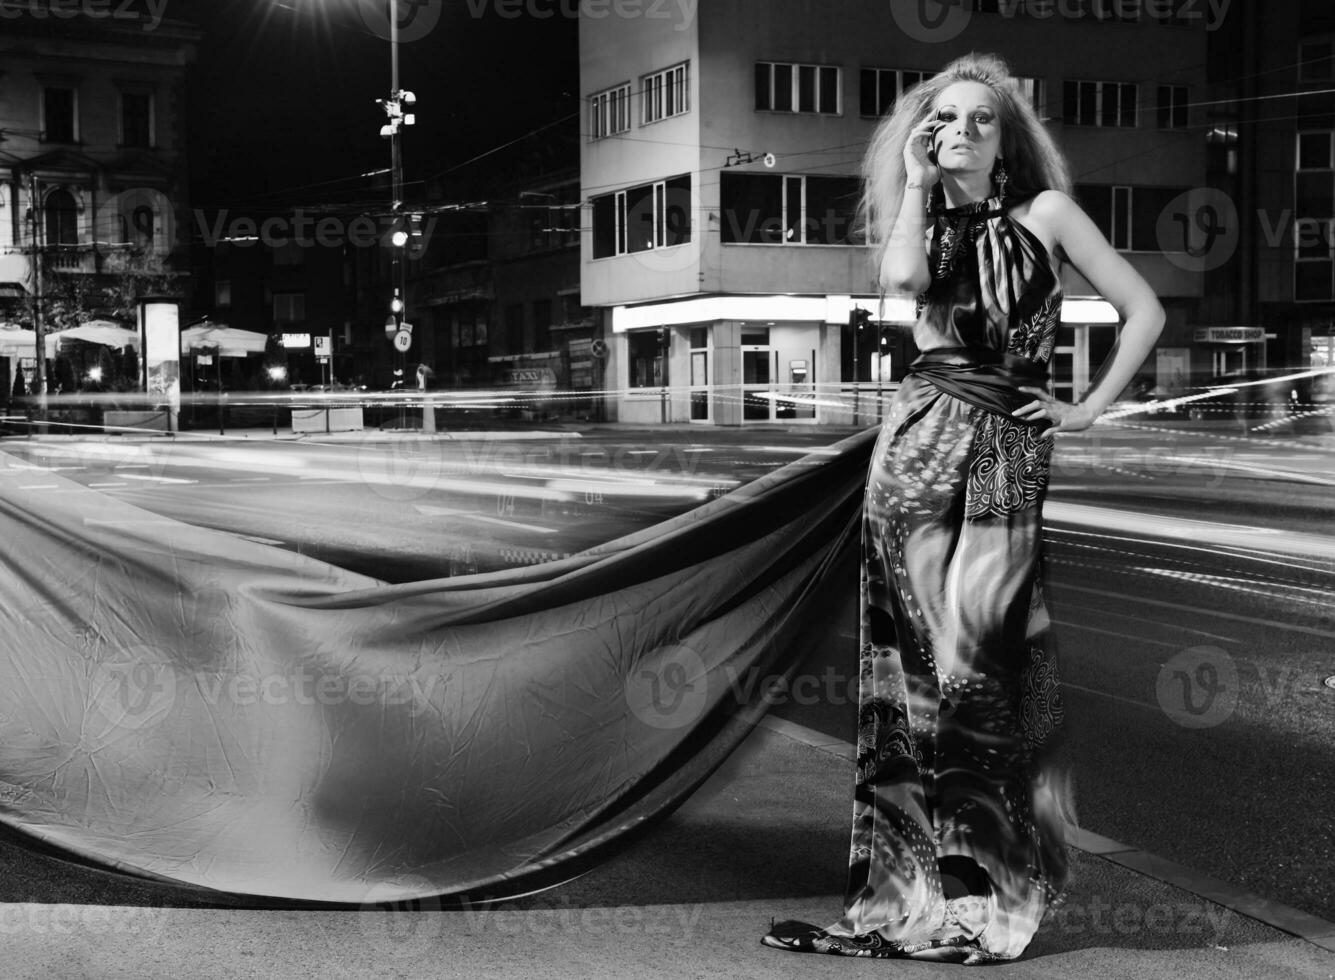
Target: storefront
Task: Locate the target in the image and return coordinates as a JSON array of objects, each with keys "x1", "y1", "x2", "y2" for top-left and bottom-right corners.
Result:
[{"x1": 1192, "y1": 325, "x2": 1268, "y2": 376}]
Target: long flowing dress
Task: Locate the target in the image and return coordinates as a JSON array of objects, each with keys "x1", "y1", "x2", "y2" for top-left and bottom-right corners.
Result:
[{"x1": 773, "y1": 186, "x2": 1077, "y2": 964}]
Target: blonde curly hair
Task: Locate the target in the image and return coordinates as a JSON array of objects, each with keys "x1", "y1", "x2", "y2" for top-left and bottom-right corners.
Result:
[{"x1": 859, "y1": 52, "x2": 1072, "y2": 270}]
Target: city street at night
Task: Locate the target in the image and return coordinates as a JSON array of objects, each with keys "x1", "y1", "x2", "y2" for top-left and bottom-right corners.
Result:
[{"x1": 4, "y1": 0, "x2": 1335, "y2": 976}]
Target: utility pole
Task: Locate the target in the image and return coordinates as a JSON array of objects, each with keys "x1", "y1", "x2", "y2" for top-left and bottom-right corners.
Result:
[{"x1": 27, "y1": 172, "x2": 47, "y2": 407}]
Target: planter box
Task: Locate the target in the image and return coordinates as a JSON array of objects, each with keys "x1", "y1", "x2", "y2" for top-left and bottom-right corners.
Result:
[
  {"x1": 104, "y1": 409, "x2": 171, "y2": 433},
  {"x1": 291, "y1": 406, "x2": 364, "y2": 434}
]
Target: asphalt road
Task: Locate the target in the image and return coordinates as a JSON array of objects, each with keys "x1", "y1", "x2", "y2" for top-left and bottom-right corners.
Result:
[{"x1": 1, "y1": 421, "x2": 1332, "y2": 926}]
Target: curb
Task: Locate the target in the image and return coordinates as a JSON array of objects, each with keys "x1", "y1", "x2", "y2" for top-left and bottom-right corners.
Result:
[{"x1": 755, "y1": 715, "x2": 1335, "y2": 953}]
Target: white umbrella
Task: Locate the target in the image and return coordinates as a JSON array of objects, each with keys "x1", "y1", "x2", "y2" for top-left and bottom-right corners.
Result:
[
  {"x1": 45, "y1": 322, "x2": 140, "y2": 356},
  {"x1": 0, "y1": 327, "x2": 38, "y2": 354},
  {"x1": 182, "y1": 324, "x2": 268, "y2": 358}
]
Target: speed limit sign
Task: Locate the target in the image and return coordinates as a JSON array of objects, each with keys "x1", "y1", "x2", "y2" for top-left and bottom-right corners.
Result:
[{"x1": 393, "y1": 329, "x2": 412, "y2": 352}]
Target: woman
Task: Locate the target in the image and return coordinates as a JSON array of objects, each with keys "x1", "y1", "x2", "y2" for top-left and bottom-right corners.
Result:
[{"x1": 762, "y1": 53, "x2": 1164, "y2": 963}]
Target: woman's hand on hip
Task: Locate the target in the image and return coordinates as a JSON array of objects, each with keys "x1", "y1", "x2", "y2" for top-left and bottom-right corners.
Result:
[{"x1": 1013, "y1": 386, "x2": 1099, "y2": 439}]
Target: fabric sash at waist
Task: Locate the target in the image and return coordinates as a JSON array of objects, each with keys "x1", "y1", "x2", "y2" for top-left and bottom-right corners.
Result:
[{"x1": 906, "y1": 347, "x2": 1051, "y2": 425}]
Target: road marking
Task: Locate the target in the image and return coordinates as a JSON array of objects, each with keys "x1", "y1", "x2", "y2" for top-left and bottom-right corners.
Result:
[
  {"x1": 228, "y1": 477, "x2": 271, "y2": 482},
  {"x1": 19, "y1": 484, "x2": 59, "y2": 490},
  {"x1": 1045, "y1": 500, "x2": 1335, "y2": 561},
  {"x1": 1051, "y1": 618, "x2": 1179, "y2": 649},
  {"x1": 1050, "y1": 599, "x2": 1239, "y2": 643},
  {"x1": 117, "y1": 474, "x2": 197, "y2": 484},
  {"x1": 412, "y1": 503, "x2": 558, "y2": 534},
  {"x1": 89, "y1": 482, "x2": 127, "y2": 488},
  {"x1": 757, "y1": 716, "x2": 1335, "y2": 951},
  {"x1": 1051, "y1": 582, "x2": 1335, "y2": 641}
]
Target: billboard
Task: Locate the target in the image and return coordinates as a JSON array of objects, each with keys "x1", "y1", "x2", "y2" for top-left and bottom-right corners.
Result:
[{"x1": 139, "y1": 299, "x2": 181, "y2": 432}]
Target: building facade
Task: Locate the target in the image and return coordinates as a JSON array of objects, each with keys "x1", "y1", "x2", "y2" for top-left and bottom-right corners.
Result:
[
  {"x1": 0, "y1": 7, "x2": 199, "y2": 393},
  {"x1": 580, "y1": 0, "x2": 1213, "y2": 424},
  {"x1": 1200, "y1": 0, "x2": 1335, "y2": 381}
]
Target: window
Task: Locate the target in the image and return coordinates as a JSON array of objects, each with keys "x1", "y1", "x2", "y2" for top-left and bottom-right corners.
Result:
[
  {"x1": 642, "y1": 61, "x2": 689, "y2": 124},
  {"x1": 1157, "y1": 85, "x2": 1188, "y2": 128},
  {"x1": 533, "y1": 298, "x2": 552, "y2": 352},
  {"x1": 45, "y1": 188, "x2": 78, "y2": 246},
  {"x1": 1012, "y1": 76, "x2": 1047, "y2": 117},
  {"x1": 1062, "y1": 80, "x2": 1138, "y2": 126},
  {"x1": 121, "y1": 91, "x2": 153, "y2": 147},
  {"x1": 273, "y1": 241, "x2": 304, "y2": 266},
  {"x1": 43, "y1": 87, "x2": 77, "y2": 143},
  {"x1": 859, "y1": 68, "x2": 929, "y2": 117},
  {"x1": 1298, "y1": 131, "x2": 1333, "y2": 171},
  {"x1": 1299, "y1": 38, "x2": 1334, "y2": 83},
  {"x1": 273, "y1": 292, "x2": 306, "y2": 323},
  {"x1": 215, "y1": 280, "x2": 232, "y2": 308},
  {"x1": 629, "y1": 329, "x2": 667, "y2": 389},
  {"x1": 756, "y1": 62, "x2": 840, "y2": 114},
  {"x1": 527, "y1": 187, "x2": 581, "y2": 250},
  {"x1": 1295, "y1": 129, "x2": 1334, "y2": 301},
  {"x1": 589, "y1": 82, "x2": 631, "y2": 140},
  {"x1": 506, "y1": 303, "x2": 524, "y2": 353},
  {"x1": 591, "y1": 174, "x2": 691, "y2": 258},
  {"x1": 1076, "y1": 183, "x2": 1190, "y2": 251},
  {"x1": 721, "y1": 172, "x2": 861, "y2": 245}
]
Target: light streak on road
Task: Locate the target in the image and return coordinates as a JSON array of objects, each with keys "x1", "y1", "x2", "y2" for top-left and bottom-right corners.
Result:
[{"x1": 1045, "y1": 501, "x2": 1335, "y2": 560}]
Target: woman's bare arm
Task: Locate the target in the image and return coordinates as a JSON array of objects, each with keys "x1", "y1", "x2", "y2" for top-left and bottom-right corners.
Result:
[{"x1": 1013, "y1": 189, "x2": 1165, "y2": 436}]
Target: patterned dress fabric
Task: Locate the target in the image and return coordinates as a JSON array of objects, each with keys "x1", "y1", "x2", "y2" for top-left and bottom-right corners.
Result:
[{"x1": 820, "y1": 188, "x2": 1076, "y2": 963}]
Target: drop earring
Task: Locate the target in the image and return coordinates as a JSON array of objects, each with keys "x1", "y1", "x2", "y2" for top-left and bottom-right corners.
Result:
[{"x1": 994, "y1": 159, "x2": 1010, "y2": 200}]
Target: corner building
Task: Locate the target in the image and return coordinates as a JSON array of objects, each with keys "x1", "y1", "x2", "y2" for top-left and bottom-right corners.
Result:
[{"x1": 579, "y1": 0, "x2": 1211, "y2": 424}]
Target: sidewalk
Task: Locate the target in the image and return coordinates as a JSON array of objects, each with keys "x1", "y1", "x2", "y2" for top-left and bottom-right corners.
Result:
[{"x1": 1, "y1": 719, "x2": 1332, "y2": 980}]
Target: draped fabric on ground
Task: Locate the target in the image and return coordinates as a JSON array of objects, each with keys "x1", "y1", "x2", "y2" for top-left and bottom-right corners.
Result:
[{"x1": 0, "y1": 428, "x2": 874, "y2": 903}]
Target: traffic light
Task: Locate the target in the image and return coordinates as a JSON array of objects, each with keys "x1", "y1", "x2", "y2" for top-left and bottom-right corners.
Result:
[
  {"x1": 378, "y1": 89, "x2": 418, "y2": 139},
  {"x1": 879, "y1": 328, "x2": 892, "y2": 353},
  {"x1": 657, "y1": 326, "x2": 670, "y2": 350},
  {"x1": 849, "y1": 306, "x2": 873, "y2": 332}
]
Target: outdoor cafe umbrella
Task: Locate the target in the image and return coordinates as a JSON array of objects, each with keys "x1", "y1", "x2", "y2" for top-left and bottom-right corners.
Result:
[
  {"x1": 0, "y1": 327, "x2": 37, "y2": 355},
  {"x1": 181, "y1": 324, "x2": 267, "y2": 358},
  {"x1": 44, "y1": 320, "x2": 140, "y2": 357}
]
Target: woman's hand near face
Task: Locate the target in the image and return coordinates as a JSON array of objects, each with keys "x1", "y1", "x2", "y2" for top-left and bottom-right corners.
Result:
[{"x1": 904, "y1": 114, "x2": 944, "y2": 187}]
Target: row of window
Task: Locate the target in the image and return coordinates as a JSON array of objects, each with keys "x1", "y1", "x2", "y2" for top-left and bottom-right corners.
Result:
[
  {"x1": 590, "y1": 61, "x2": 1190, "y2": 137},
  {"x1": 1294, "y1": 127, "x2": 1335, "y2": 302},
  {"x1": 589, "y1": 61, "x2": 689, "y2": 139},
  {"x1": 32, "y1": 84, "x2": 156, "y2": 148}
]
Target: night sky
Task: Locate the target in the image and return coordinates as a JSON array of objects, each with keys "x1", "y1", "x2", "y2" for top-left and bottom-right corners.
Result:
[{"x1": 173, "y1": 0, "x2": 580, "y2": 211}]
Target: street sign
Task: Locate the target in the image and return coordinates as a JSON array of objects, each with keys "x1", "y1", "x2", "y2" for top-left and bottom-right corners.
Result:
[
  {"x1": 197, "y1": 354, "x2": 213, "y2": 366},
  {"x1": 314, "y1": 335, "x2": 331, "y2": 357},
  {"x1": 393, "y1": 329, "x2": 412, "y2": 352},
  {"x1": 385, "y1": 315, "x2": 398, "y2": 340}
]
